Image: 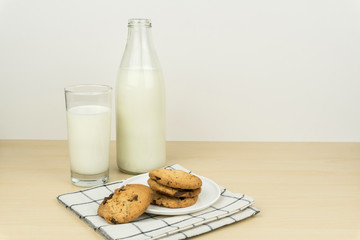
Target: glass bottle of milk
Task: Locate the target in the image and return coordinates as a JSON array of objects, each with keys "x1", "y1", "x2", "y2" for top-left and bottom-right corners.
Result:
[{"x1": 116, "y1": 19, "x2": 166, "y2": 174}]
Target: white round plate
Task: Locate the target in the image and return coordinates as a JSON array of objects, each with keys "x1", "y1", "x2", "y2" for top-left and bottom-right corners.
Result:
[{"x1": 124, "y1": 173, "x2": 221, "y2": 215}]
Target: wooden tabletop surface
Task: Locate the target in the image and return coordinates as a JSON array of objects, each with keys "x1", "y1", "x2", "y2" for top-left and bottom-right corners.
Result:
[{"x1": 0, "y1": 140, "x2": 359, "y2": 239}]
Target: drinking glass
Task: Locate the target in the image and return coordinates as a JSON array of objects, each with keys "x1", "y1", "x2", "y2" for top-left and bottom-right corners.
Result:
[{"x1": 64, "y1": 84, "x2": 112, "y2": 187}]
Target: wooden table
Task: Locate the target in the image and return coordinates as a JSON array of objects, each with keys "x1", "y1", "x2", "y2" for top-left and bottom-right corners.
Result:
[{"x1": 0, "y1": 140, "x2": 359, "y2": 239}]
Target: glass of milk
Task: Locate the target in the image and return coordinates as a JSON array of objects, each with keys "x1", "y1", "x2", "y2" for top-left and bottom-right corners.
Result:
[{"x1": 64, "y1": 84, "x2": 112, "y2": 187}]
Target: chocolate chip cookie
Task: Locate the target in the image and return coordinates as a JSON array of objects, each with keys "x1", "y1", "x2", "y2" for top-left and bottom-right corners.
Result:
[
  {"x1": 147, "y1": 178, "x2": 201, "y2": 198},
  {"x1": 149, "y1": 169, "x2": 202, "y2": 189},
  {"x1": 97, "y1": 184, "x2": 152, "y2": 224},
  {"x1": 151, "y1": 190, "x2": 199, "y2": 208}
]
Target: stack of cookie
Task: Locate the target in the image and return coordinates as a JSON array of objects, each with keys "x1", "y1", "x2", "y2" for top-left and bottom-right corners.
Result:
[
  {"x1": 148, "y1": 169, "x2": 203, "y2": 208},
  {"x1": 97, "y1": 169, "x2": 203, "y2": 224}
]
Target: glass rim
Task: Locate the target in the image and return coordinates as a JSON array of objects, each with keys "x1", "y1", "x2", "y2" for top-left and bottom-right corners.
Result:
[{"x1": 64, "y1": 84, "x2": 112, "y2": 95}]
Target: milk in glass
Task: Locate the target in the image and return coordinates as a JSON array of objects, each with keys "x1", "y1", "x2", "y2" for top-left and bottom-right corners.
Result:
[{"x1": 67, "y1": 105, "x2": 111, "y2": 175}]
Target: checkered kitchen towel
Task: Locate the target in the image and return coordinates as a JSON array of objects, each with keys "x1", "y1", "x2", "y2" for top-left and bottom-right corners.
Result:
[{"x1": 57, "y1": 164, "x2": 259, "y2": 240}]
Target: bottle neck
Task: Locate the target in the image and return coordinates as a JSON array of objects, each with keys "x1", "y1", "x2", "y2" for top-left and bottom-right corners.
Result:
[
  {"x1": 120, "y1": 24, "x2": 161, "y2": 70},
  {"x1": 127, "y1": 26, "x2": 155, "y2": 53}
]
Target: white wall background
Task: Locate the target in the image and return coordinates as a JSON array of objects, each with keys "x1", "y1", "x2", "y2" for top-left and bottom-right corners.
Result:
[{"x1": 1, "y1": 0, "x2": 360, "y2": 141}]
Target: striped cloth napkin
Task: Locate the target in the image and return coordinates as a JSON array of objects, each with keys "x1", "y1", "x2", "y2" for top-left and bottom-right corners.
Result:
[{"x1": 57, "y1": 164, "x2": 259, "y2": 240}]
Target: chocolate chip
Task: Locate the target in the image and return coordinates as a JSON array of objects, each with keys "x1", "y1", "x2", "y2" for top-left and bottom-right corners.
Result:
[
  {"x1": 179, "y1": 197, "x2": 186, "y2": 200},
  {"x1": 110, "y1": 218, "x2": 118, "y2": 224},
  {"x1": 103, "y1": 193, "x2": 114, "y2": 205},
  {"x1": 129, "y1": 195, "x2": 138, "y2": 202},
  {"x1": 174, "y1": 191, "x2": 186, "y2": 197},
  {"x1": 155, "y1": 177, "x2": 161, "y2": 180}
]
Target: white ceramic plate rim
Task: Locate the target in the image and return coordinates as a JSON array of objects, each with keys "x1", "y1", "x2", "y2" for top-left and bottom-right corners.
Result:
[{"x1": 123, "y1": 173, "x2": 221, "y2": 215}]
